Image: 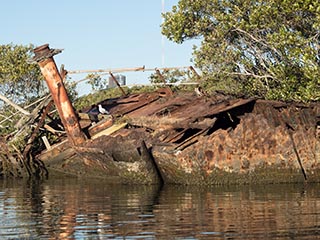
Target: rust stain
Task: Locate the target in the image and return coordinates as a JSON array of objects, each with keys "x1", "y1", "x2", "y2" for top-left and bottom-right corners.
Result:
[{"x1": 33, "y1": 44, "x2": 86, "y2": 146}]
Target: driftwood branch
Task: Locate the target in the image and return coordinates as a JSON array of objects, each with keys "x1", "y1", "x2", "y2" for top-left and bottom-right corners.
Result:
[
  {"x1": 0, "y1": 94, "x2": 30, "y2": 115},
  {"x1": 12, "y1": 95, "x2": 53, "y2": 141}
]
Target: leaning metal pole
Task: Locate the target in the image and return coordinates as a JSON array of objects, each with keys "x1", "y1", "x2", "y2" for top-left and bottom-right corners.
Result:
[{"x1": 31, "y1": 44, "x2": 86, "y2": 146}]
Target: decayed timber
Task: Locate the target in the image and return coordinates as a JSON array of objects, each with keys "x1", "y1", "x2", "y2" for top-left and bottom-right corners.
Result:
[
  {"x1": 36, "y1": 88, "x2": 320, "y2": 185},
  {"x1": 9, "y1": 43, "x2": 318, "y2": 185}
]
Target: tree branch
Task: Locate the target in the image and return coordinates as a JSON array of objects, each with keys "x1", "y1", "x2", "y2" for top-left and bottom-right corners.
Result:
[
  {"x1": 233, "y1": 28, "x2": 282, "y2": 57},
  {"x1": 0, "y1": 94, "x2": 30, "y2": 115},
  {"x1": 222, "y1": 71, "x2": 274, "y2": 79}
]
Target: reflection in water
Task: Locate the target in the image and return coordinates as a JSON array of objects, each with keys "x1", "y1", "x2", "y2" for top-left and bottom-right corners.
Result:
[{"x1": 0, "y1": 179, "x2": 320, "y2": 239}]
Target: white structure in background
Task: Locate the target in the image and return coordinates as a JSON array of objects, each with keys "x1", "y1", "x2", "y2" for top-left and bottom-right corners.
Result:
[{"x1": 108, "y1": 74, "x2": 126, "y2": 88}]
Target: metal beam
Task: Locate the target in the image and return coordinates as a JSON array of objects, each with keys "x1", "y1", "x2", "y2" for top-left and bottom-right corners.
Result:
[{"x1": 32, "y1": 44, "x2": 86, "y2": 146}]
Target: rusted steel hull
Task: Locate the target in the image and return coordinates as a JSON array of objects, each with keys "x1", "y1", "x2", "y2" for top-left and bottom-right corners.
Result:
[
  {"x1": 151, "y1": 99, "x2": 320, "y2": 185},
  {"x1": 38, "y1": 89, "x2": 320, "y2": 185}
]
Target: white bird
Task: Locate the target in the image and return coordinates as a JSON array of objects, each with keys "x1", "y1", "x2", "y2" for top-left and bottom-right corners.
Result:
[
  {"x1": 98, "y1": 104, "x2": 110, "y2": 115},
  {"x1": 195, "y1": 86, "x2": 206, "y2": 96}
]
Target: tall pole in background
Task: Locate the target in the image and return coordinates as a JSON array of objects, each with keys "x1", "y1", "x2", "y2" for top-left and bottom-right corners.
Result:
[{"x1": 161, "y1": 0, "x2": 165, "y2": 67}]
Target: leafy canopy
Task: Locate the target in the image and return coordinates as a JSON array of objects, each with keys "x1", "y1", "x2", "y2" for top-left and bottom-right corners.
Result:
[
  {"x1": 0, "y1": 44, "x2": 45, "y2": 103},
  {"x1": 0, "y1": 44, "x2": 80, "y2": 135},
  {"x1": 162, "y1": 0, "x2": 320, "y2": 101}
]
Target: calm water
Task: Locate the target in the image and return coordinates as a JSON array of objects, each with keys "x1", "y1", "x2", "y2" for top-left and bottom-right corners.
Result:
[{"x1": 0, "y1": 178, "x2": 319, "y2": 239}]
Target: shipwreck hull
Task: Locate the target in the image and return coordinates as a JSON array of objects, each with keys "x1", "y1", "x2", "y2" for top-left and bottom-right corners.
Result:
[
  {"x1": 24, "y1": 44, "x2": 319, "y2": 185},
  {"x1": 37, "y1": 89, "x2": 319, "y2": 185},
  {"x1": 39, "y1": 133, "x2": 161, "y2": 185},
  {"x1": 151, "y1": 99, "x2": 320, "y2": 185}
]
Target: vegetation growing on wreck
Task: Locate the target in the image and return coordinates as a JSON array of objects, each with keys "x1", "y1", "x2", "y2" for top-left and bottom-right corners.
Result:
[
  {"x1": 0, "y1": 48, "x2": 193, "y2": 179},
  {"x1": 73, "y1": 84, "x2": 195, "y2": 112},
  {"x1": 74, "y1": 86, "x2": 158, "y2": 111},
  {"x1": 0, "y1": 1, "x2": 320, "y2": 180}
]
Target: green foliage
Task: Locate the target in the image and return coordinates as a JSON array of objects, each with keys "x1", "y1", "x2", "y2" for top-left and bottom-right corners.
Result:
[
  {"x1": 87, "y1": 73, "x2": 109, "y2": 91},
  {"x1": 149, "y1": 69, "x2": 190, "y2": 84},
  {"x1": 0, "y1": 43, "x2": 44, "y2": 103},
  {"x1": 0, "y1": 44, "x2": 48, "y2": 136},
  {"x1": 162, "y1": 0, "x2": 320, "y2": 102},
  {"x1": 74, "y1": 85, "x2": 164, "y2": 112},
  {"x1": 74, "y1": 87, "x2": 129, "y2": 111},
  {"x1": 129, "y1": 85, "x2": 158, "y2": 94},
  {"x1": 64, "y1": 77, "x2": 78, "y2": 102}
]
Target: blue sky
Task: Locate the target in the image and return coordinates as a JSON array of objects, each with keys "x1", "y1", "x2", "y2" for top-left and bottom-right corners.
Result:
[{"x1": 1, "y1": 0, "x2": 199, "y2": 95}]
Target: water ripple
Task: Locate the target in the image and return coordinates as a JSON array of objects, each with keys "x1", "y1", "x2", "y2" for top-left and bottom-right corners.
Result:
[{"x1": 0, "y1": 179, "x2": 320, "y2": 239}]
